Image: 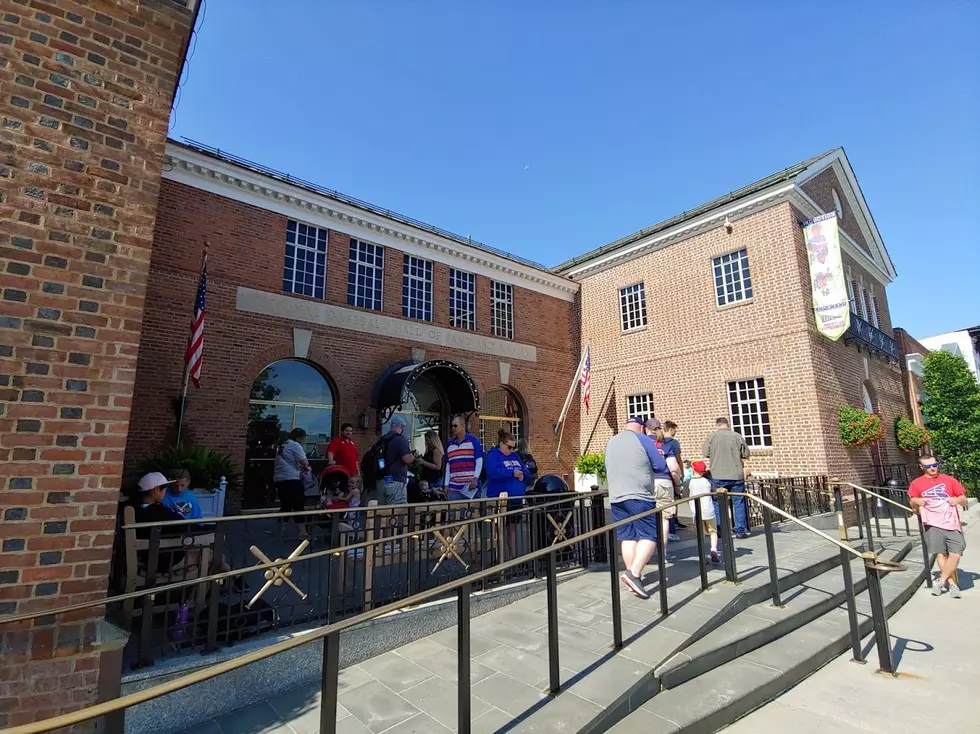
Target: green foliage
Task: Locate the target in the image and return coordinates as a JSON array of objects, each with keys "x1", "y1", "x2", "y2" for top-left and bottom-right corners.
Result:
[
  {"x1": 894, "y1": 416, "x2": 929, "y2": 453},
  {"x1": 922, "y1": 350, "x2": 980, "y2": 492},
  {"x1": 134, "y1": 442, "x2": 240, "y2": 493},
  {"x1": 576, "y1": 453, "x2": 607, "y2": 481},
  {"x1": 838, "y1": 405, "x2": 883, "y2": 447}
]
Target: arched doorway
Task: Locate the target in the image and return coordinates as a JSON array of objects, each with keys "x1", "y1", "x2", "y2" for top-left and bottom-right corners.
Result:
[
  {"x1": 480, "y1": 385, "x2": 525, "y2": 448},
  {"x1": 244, "y1": 359, "x2": 336, "y2": 508}
]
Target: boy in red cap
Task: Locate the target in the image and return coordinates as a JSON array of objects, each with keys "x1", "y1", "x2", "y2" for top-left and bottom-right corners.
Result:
[{"x1": 689, "y1": 461, "x2": 719, "y2": 564}]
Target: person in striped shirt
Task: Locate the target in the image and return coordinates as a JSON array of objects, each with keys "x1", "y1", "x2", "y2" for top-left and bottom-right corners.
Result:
[{"x1": 444, "y1": 415, "x2": 484, "y2": 500}]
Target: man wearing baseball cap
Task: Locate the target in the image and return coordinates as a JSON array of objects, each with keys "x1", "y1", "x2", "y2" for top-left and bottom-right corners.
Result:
[{"x1": 604, "y1": 416, "x2": 669, "y2": 598}]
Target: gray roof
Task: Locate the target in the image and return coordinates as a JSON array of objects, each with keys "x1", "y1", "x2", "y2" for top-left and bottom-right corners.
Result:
[{"x1": 552, "y1": 148, "x2": 838, "y2": 274}]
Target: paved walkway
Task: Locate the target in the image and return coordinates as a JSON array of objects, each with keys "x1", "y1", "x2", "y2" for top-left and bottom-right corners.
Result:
[{"x1": 725, "y1": 512, "x2": 979, "y2": 733}]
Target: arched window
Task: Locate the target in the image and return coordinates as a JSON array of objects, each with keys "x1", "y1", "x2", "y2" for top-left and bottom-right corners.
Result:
[
  {"x1": 862, "y1": 382, "x2": 875, "y2": 414},
  {"x1": 250, "y1": 359, "x2": 335, "y2": 456},
  {"x1": 480, "y1": 386, "x2": 525, "y2": 447},
  {"x1": 385, "y1": 375, "x2": 444, "y2": 454}
]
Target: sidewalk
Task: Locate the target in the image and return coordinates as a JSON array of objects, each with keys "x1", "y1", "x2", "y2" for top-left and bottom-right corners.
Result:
[{"x1": 725, "y1": 506, "x2": 980, "y2": 733}]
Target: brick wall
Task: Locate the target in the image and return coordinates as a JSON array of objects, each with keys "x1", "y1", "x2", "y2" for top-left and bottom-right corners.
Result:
[
  {"x1": 0, "y1": 0, "x2": 194, "y2": 728},
  {"x1": 576, "y1": 201, "x2": 904, "y2": 483},
  {"x1": 894, "y1": 327, "x2": 929, "y2": 429},
  {"x1": 125, "y1": 179, "x2": 581, "y2": 499}
]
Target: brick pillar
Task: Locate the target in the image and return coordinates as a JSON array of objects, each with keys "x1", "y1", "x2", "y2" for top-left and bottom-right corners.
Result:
[{"x1": 0, "y1": 0, "x2": 195, "y2": 728}]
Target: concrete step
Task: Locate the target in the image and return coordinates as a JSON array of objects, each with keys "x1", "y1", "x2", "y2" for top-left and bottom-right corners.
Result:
[
  {"x1": 654, "y1": 541, "x2": 911, "y2": 690},
  {"x1": 608, "y1": 541, "x2": 928, "y2": 733}
]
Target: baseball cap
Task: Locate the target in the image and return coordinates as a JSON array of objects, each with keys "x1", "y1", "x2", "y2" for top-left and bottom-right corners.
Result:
[
  {"x1": 626, "y1": 416, "x2": 646, "y2": 427},
  {"x1": 691, "y1": 461, "x2": 707, "y2": 474},
  {"x1": 138, "y1": 472, "x2": 175, "y2": 493},
  {"x1": 390, "y1": 415, "x2": 407, "y2": 428},
  {"x1": 645, "y1": 418, "x2": 663, "y2": 430}
]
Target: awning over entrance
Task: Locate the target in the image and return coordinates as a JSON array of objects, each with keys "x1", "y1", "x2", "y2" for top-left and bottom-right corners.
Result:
[{"x1": 370, "y1": 359, "x2": 480, "y2": 419}]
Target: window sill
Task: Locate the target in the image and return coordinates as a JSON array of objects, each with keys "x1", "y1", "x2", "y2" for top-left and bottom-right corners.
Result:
[
  {"x1": 748, "y1": 446, "x2": 774, "y2": 456},
  {"x1": 716, "y1": 297, "x2": 754, "y2": 312},
  {"x1": 621, "y1": 326, "x2": 648, "y2": 335}
]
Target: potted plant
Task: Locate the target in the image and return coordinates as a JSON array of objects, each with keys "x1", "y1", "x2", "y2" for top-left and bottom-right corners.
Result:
[
  {"x1": 133, "y1": 442, "x2": 240, "y2": 517},
  {"x1": 574, "y1": 453, "x2": 607, "y2": 493},
  {"x1": 838, "y1": 405, "x2": 884, "y2": 447},
  {"x1": 895, "y1": 416, "x2": 930, "y2": 454}
]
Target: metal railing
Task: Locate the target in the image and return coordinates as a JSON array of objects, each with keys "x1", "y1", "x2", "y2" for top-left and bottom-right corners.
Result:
[
  {"x1": 744, "y1": 475, "x2": 833, "y2": 528},
  {"x1": 1, "y1": 484, "x2": 923, "y2": 734}
]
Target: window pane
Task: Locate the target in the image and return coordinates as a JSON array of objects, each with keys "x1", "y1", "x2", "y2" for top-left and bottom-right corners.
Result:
[{"x1": 251, "y1": 360, "x2": 334, "y2": 406}]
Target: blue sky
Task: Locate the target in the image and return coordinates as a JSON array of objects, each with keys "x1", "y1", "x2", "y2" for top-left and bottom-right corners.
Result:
[{"x1": 171, "y1": 1, "x2": 979, "y2": 339}]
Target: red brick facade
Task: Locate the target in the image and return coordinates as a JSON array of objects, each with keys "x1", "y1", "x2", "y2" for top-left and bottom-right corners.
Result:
[
  {"x1": 124, "y1": 174, "x2": 582, "y2": 501},
  {"x1": 0, "y1": 0, "x2": 195, "y2": 727}
]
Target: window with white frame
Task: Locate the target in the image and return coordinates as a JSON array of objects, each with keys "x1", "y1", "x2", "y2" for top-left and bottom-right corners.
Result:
[
  {"x1": 713, "y1": 248, "x2": 754, "y2": 306},
  {"x1": 865, "y1": 285, "x2": 879, "y2": 328},
  {"x1": 449, "y1": 269, "x2": 476, "y2": 330},
  {"x1": 626, "y1": 393, "x2": 654, "y2": 421},
  {"x1": 856, "y1": 281, "x2": 869, "y2": 322},
  {"x1": 347, "y1": 239, "x2": 384, "y2": 311},
  {"x1": 402, "y1": 255, "x2": 433, "y2": 321},
  {"x1": 283, "y1": 220, "x2": 327, "y2": 299},
  {"x1": 727, "y1": 378, "x2": 773, "y2": 448},
  {"x1": 872, "y1": 295, "x2": 882, "y2": 329},
  {"x1": 491, "y1": 281, "x2": 514, "y2": 338},
  {"x1": 619, "y1": 283, "x2": 647, "y2": 331},
  {"x1": 846, "y1": 268, "x2": 857, "y2": 314}
]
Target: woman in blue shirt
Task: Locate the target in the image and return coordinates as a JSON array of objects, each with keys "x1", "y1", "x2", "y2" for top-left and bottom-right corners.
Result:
[{"x1": 485, "y1": 430, "x2": 528, "y2": 560}]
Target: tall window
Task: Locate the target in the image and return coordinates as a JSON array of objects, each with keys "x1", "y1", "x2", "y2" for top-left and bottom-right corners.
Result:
[
  {"x1": 626, "y1": 393, "x2": 654, "y2": 421},
  {"x1": 728, "y1": 378, "x2": 773, "y2": 448},
  {"x1": 282, "y1": 221, "x2": 327, "y2": 298},
  {"x1": 402, "y1": 255, "x2": 433, "y2": 321},
  {"x1": 249, "y1": 360, "x2": 335, "y2": 456},
  {"x1": 449, "y1": 269, "x2": 476, "y2": 330},
  {"x1": 347, "y1": 239, "x2": 384, "y2": 311},
  {"x1": 846, "y1": 268, "x2": 857, "y2": 314},
  {"x1": 713, "y1": 249, "x2": 753, "y2": 306},
  {"x1": 491, "y1": 281, "x2": 514, "y2": 338},
  {"x1": 865, "y1": 285, "x2": 879, "y2": 328},
  {"x1": 619, "y1": 283, "x2": 647, "y2": 331}
]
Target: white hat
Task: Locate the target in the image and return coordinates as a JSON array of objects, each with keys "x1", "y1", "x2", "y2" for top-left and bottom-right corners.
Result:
[{"x1": 138, "y1": 472, "x2": 175, "y2": 492}]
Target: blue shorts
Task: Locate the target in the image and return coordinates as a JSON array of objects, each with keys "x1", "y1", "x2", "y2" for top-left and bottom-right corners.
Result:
[{"x1": 610, "y1": 499, "x2": 658, "y2": 542}]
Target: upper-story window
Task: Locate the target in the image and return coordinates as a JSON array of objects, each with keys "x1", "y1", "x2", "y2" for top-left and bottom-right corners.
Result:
[
  {"x1": 283, "y1": 220, "x2": 327, "y2": 299},
  {"x1": 846, "y1": 268, "x2": 857, "y2": 314},
  {"x1": 491, "y1": 281, "x2": 514, "y2": 339},
  {"x1": 713, "y1": 248, "x2": 753, "y2": 306},
  {"x1": 449, "y1": 269, "x2": 476, "y2": 330},
  {"x1": 626, "y1": 393, "x2": 654, "y2": 421},
  {"x1": 864, "y1": 284, "x2": 879, "y2": 328},
  {"x1": 347, "y1": 239, "x2": 384, "y2": 311},
  {"x1": 402, "y1": 255, "x2": 433, "y2": 321},
  {"x1": 619, "y1": 283, "x2": 647, "y2": 331},
  {"x1": 728, "y1": 377, "x2": 773, "y2": 448}
]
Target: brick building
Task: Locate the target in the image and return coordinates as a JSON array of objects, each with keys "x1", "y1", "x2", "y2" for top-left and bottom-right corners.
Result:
[
  {"x1": 555, "y1": 149, "x2": 908, "y2": 484},
  {"x1": 894, "y1": 328, "x2": 930, "y2": 429},
  {"x1": 0, "y1": 0, "x2": 197, "y2": 728},
  {"x1": 124, "y1": 140, "x2": 581, "y2": 508}
]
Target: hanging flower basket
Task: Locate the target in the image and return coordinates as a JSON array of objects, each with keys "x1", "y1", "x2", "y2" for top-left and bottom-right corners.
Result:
[
  {"x1": 838, "y1": 405, "x2": 884, "y2": 447},
  {"x1": 895, "y1": 416, "x2": 929, "y2": 453}
]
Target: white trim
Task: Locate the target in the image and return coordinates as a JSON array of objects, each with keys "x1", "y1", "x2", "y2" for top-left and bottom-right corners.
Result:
[
  {"x1": 565, "y1": 182, "x2": 798, "y2": 278},
  {"x1": 162, "y1": 144, "x2": 577, "y2": 302}
]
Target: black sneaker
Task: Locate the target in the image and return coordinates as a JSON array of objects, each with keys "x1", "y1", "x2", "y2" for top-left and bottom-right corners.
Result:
[
  {"x1": 675, "y1": 521, "x2": 688, "y2": 529},
  {"x1": 735, "y1": 532, "x2": 750, "y2": 540},
  {"x1": 620, "y1": 571, "x2": 650, "y2": 599},
  {"x1": 710, "y1": 550, "x2": 720, "y2": 564}
]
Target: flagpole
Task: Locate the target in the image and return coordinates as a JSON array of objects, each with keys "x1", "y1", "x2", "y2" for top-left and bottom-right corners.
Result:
[
  {"x1": 176, "y1": 238, "x2": 209, "y2": 446},
  {"x1": 554, "y1": 346, "x2": 588, "y2": 458}
]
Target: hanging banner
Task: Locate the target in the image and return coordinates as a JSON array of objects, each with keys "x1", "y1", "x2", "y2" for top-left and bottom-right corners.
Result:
[{"x1": 803, "y1": 212, "x2": 850, "y2": 341}]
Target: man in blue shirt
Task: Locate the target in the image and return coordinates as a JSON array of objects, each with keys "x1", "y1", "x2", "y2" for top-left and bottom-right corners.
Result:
[
  {"x1": 646, "y1": 418, "x2": 682, "y2": 551},
  {"x1": 162, "y1": 469, "x2": 203, "y2": 520}
]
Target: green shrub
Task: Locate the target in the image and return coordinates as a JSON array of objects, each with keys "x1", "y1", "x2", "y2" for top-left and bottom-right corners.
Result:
[
  {"x1": 838, "y1": 405, "x2": 883, "y2": 447},
  {"x1": 576, "y1": 453, "x2": 606, "y2": 481},
  {"x1": 894, "y1": 416, "x2": 929, "y2": 453},
  {"x1": 133, "y1": 442, "x2": 240, "y2": 493}
]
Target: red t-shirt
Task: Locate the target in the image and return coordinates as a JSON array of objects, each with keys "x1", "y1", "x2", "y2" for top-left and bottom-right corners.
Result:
[
  {"x1": 908, "y1": 473, "x2": 966, "y2": 531},
  {"x1": 327, "y1": 437, "x2": 360, "y2": 478}
]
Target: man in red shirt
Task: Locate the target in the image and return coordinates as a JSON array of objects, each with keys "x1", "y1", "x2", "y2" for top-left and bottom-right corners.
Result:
[
  {"x1": 908, "y1": 455, "x2": 969, "y2": 598},
  {"x1": 327, "y1": 423, "x2": 360, "y2": 478}
]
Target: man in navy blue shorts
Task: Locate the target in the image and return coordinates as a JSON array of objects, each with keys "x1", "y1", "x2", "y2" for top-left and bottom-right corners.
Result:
[{"x1": 604, "y1": 416, "x2": 669, "y2": 598}]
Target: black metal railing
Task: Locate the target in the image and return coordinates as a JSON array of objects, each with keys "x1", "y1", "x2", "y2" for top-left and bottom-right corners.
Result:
[
  {"x1": 113, "y1": 491, "x2": 607, "y2": 668},
  {"x1": 745, "y1": 476, "x2": 832, "y2": 528},
  {"x1": 844, "y1": 313, "x2": 900, "y2": 362},
  {"x1": 2, "y1": 483, "x2": 924, "y2": 734},
  {"x1": 870, "y1": 463, "x2": 915, "y2": 487}
]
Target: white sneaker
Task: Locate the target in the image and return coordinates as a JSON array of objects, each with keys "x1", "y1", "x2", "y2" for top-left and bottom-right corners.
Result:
[
  {"x1": 948, "y1": 582, "x2": 962, "y2": 599},
  {"x1": 668, "y1": 533, "x2": 681, "y2": 543},
  {"x1": 931, "y1": 581, "x2": 945, "y2": 596}
]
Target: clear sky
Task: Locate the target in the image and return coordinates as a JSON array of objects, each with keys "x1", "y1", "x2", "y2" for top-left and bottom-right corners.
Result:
[{"x1": 171, "y1": 1, "x2": 979, "y2": 340}]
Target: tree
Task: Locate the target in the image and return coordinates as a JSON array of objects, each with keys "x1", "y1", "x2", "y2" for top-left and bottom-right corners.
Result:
[{"x1": 922, "y1": 351, "x2": 980, "y2": 492}]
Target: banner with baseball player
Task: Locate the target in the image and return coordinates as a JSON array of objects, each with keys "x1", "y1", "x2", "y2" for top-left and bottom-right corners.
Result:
[{"x1": 803, "y1": 212, "x2": 850, "y2": 341}]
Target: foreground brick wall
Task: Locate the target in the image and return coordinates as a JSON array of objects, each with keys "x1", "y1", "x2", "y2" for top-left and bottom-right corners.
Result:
[
  {"x1": 124, "y1": 179, "x2": 581, "y2": 499},
  {"x1": 0, "y1": 0, "x2": 194, "y2": 727}
]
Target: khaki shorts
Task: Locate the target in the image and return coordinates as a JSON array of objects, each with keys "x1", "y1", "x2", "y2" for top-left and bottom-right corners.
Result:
[
  {"x1": 701, "y1": 518, "x2": 718, "y2": 535},
  {"x1": 654, "y1": 479, "x2": 676, "y2": 518}
]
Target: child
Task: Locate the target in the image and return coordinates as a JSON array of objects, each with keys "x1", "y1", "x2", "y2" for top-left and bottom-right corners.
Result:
[
  {"x1": 689, "y1": 461, "x2": 719, "y2": 564},
  {"x1": 162, "y1": 468, "x2": 203, "y2": 521}
]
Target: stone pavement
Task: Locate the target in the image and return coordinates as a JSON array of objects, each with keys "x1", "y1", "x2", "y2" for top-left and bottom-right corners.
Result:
[
  {"x1": 725, "y1": 511, "x2": 980, "y2": 733},
  {"x1": 175, "y1": 521, "x2": 844, "y2": 734}
]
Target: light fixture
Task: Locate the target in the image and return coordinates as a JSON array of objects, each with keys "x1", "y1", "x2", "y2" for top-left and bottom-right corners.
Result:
[{"x1": 358, "y1": 411, "x2": 370, "y2": 430}]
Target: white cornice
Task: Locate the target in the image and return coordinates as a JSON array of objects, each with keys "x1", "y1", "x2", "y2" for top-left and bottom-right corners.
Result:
[
  {"x1": 161, "y1": 144, "x2": 578, "y2": 303},
  {"x1": 564, "y1": 182, "x2": 797, "y2": 279}
]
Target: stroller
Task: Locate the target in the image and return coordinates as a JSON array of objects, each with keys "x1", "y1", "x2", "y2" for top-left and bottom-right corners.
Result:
[{"x1": 315, "y1": 465, "x2": 360, "y2": 536}]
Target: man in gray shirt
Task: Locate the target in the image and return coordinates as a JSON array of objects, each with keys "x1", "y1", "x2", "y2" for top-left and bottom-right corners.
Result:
[
  {"x1": 701, "y1": 417, "x2": 751, "y2": 538},
  {"x1": 605, "y1": 417, "x2": 669, "y2": 598}
]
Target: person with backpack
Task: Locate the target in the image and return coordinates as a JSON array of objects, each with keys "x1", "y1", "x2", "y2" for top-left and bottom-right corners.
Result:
[{"x1": 377, "y1": 416, "x2": 414, "y2": 505}]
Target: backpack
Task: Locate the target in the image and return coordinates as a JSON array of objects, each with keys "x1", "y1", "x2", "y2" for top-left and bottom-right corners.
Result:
[{"x1": 360, "y1": 434, "x2": 395, "y2": 486}]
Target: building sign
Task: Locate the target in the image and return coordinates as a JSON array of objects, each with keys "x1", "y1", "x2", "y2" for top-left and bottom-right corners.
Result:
[
  {"x1": 803, "y1": 212, "x2": 850, "y2": 341},
  {"x1": 236, "y1": 287, "x2": 537, "y2": 362}
]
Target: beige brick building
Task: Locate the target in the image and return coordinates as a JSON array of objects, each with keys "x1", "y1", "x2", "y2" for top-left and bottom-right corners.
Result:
[{"x1": 555, "y1": 149, "x2": 907, "y2": 484}]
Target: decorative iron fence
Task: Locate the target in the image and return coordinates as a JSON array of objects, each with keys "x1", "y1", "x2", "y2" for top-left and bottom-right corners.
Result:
[{"x1": 744, "y1": 476, "x2": 832, "y2": 528}]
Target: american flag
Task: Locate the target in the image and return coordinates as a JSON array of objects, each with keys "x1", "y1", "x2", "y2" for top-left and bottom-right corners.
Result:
[
  {"x1": 184, "y1": 249, "x2": 207, "y2": 388},
  {"x1": 580, "y1": 344, "x2": 591, "y2": 414}
]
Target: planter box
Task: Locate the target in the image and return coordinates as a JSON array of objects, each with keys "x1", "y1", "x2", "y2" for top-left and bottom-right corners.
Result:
[
  {"x1": 192, "y1": 485, "x2": 226, "y2": 518},
  {"x1": 574, "y1": 471, "x2": 606, "y2": 493}
]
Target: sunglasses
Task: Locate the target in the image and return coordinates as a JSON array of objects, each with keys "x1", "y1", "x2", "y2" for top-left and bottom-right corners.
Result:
[
  {"x1": 921, "y1": 463, "x2": 939, "y2": 469},
  {"x1": 504, "y1": 443, "x2": 517, "y2": 449}
]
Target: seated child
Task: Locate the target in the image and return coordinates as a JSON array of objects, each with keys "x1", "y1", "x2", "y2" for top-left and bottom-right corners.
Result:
[{"x1": 162, "y1": 468, "x2": 203, "y2": 520}]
